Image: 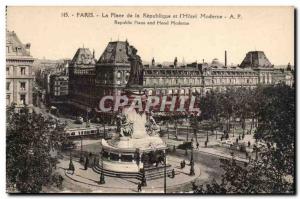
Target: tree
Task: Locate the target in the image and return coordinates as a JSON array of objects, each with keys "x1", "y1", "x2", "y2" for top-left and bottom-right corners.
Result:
[
  {"x1": 218, "y1": 88, "x2": 236, "y2": 137},
  {"x1": 199, "y1": 91, "x2": 222, "y2": 140},
  {"x1": 194, "y1": 84, "x2": 295, "y2": 194},
  {"x1": 234, "y1": 87, "x2": 252, "y2": 136},
  {"x1": 6, "y1": 104, "x2": 67, "y2": 193}
]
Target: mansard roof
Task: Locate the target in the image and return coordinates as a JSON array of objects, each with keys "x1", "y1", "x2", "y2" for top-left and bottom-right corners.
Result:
[
  {"x1": 71, "y1": 48, "x2": 96, "y2": 66},
  {"x1": 240, "y1": 51, "x2": 273, "y2": 68},
  {"x1": 6, "y1": 30, "x2": 31, "y2": 57},
  {"x1": 97, "y1": 41, "x2": 132, "y2": 65}
]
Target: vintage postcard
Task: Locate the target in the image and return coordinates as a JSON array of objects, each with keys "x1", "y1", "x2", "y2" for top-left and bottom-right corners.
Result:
[{"x1": 6, "y1": 6, "x2": 295, "y2": 194}]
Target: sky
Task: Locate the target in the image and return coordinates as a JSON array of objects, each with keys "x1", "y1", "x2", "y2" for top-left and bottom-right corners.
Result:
[{"x1": 6, "y1": 6, "x2": 294, "y2": 65}]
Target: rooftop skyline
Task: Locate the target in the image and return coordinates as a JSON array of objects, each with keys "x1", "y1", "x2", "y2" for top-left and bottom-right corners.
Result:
[{"x1": 6, "y1": 6, "x2": 294, "y2": 65}]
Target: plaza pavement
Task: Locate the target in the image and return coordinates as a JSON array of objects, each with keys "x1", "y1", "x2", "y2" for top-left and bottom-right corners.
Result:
[
  {"x1": 164, "y1": 127, "x2": 257, "y2": 163},
  {"x1": 55, "y1": 155, "x2": 201, "y2": 193}
]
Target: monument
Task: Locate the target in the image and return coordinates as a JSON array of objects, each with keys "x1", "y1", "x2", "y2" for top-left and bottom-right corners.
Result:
[{"x1": 94, "y1": 44, "x2": 172, "y2": 179}]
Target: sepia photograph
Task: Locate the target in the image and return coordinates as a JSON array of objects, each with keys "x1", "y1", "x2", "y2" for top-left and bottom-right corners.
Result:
[{"x1": 5, "y1": 6, "x2": 295, "y2": 194}]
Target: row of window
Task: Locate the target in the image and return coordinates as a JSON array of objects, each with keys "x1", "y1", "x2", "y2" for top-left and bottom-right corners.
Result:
[
  {"x1": 6, "y1": 82, "x2": 26, "y2": 91},
  {"x1": 210, "y1": 78, "x2": 258, "y2": 85},
  {"x1": 145, "y1": 78, "x2": 201, "y2": 86},
  {"x1": 146, "y1": 88, "x2": 199, "y2": 95},
  {"x1": 6, "y1": 94, "x2": 26, "y2": 106},
  {"x1": 145, "y1": 70, "x2": 200, "y2": 76},
  {"x1": 6, "y1": 66, "x2": 28, "y2": 76},
  {"x1": 211, "y1": 71, "x2": 256, "y2": 76}
]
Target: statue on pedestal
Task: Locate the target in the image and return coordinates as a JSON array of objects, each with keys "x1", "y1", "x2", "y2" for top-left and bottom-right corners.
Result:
[{"x1": 126, "y1": 45, "x2": 144, "y2": 88}]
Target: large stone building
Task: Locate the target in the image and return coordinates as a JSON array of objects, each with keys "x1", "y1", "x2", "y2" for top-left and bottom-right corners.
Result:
[
  {"x1": 6, "y1": 31, "x2": 34, "y2": 110},
  {"x1": 67, "y1": 40, "x2": 293, "y2": 120},
  {"x1": 68, "y1": 48, "x2": 97, "y2": 112},
  {"x1": 68, "y1": 42, "x2": 132, "y2": 116},
  {"x1": 143, "y1": 51, "x2": 293, "y2": 96}
]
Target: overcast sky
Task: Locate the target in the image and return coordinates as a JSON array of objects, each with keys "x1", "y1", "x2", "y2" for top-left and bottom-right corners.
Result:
[{"x1": 7, "y1": 6, "x2": 294, "y2": 65}]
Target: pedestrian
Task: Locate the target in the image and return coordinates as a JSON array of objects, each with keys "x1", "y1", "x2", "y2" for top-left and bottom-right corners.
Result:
[
  {"x1": 180, "y1": 161, "x2": 183, "y2": 169},
  {"x1": 204, "y1": 141, "x2": 207, "y2": 148},
  {"x1": 137, "y1": 182, "x2": 142, "y2": 192},
  {"x1": 196, "y1": 142, "x2": 199, "y2": 149},
  {"x1": 221, "y1": 136, "x2": 223, "y2": 141},
  {"x1": 242, "y1": 134, "x2": 245, "y2": 139},
  {"x1": 236, "y1": 138, "x2": 239, "y2": 144},
  {"x1": 93, "y1": 157, "x2": 96, "y2": 166},
  {"x1": 245, "y1": 151, "x2": 248, "y2": 158},
  {"x1": 248, "y1": 141, "x2": 251, "y2": 147},
  {"x1": 172, "y1": 169, "x2": 175, "y2": 178},
  {"x1": 239, "y1": 135, "x2": 241, "y2": 140},
  {"x1": 183, "y1": 160, "x2": 186, "y2": 168},
  {"x1": 84, "y1": 156, "x2": 89, "y2": 170}
]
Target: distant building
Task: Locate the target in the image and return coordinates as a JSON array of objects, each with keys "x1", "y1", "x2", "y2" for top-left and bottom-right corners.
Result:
[
  {"x1": 67, "y1": 40, "x2": 293, "y2": 121},
  {"x1": 34, "y1": 59, "x2": 70, "y2": 105},
  {"x1": 49, "y1": 75, "x2": 69, "y2": 103},
  {"x1": 6, "y1": 31, "x2": 34, "y2": 110}
]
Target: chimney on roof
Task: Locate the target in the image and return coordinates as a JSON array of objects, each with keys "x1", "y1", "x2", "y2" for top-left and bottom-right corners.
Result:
[
  {"x1": 225, "y1": 50, "x2": 227, "y2": 67},
  {"x1": 174, "y1": 57, "x2": 178, "y2": 67},
  {"x1": 92, "y1": 49, "x2": 95, "y2": 59}
]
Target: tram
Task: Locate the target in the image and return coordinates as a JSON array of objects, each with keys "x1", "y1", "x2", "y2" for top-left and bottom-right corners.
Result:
[{"x1": 65, "y1": 126, "x2": 116, "y2": 139}]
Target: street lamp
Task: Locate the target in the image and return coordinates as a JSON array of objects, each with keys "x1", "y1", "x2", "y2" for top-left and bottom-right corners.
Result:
[
  {"x1": 190, "y1": 144, "x2": 195, "y2": 176},
  {"x1": 167, "y1": 122, "x2": 169, "y2": 139},
  {"x1": 206, "y1": 131, "x2": 209, "y2": 142},
  {"x1": 79, "y1": 136, "x2": 84, "y2": 162},
  {"x1": 68, "y1": 151, "x2": 75, "y2": 174},
  {"x1": 86, "y1": 108, "x2": 91, "y2": 128},
  {"x1": 253, "y1": 145, "x2": 259, "y2": 161},
  {"x1": 186, "y1": 126, "x2": 189, "y2": 141},
  {"x1": 141, "y1": 168, "x2": 147, "y2": 187},
  {"x1": 163, "y1": 150, "x2": 167, "y2": 194},
  {"x1": 99, "y1": 139, "x2": 105, "y2": 184},
  {"x1": 175, "y1": 123, "x2": 178, "y2": 140},
  {"x1": 103, "y1": 123, "x2": 106, "y2": 139},
  {"x1": 135, "y1": 148, "x2": 140, "y2": 169}
]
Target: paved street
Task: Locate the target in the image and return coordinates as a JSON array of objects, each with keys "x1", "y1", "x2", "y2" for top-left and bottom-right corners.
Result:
[{"x1": 51, "y1": 154, "x2": 202, "y2": 193}]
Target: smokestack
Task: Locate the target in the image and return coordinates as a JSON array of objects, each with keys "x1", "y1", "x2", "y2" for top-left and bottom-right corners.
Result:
[{"x1": 225, "y1": 50, "x2": 227, "y2": 67}]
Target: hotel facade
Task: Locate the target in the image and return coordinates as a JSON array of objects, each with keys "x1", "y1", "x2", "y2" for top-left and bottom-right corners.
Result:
[{"x1": 67, "y1": 40, "x2": 293, "y2": 120}]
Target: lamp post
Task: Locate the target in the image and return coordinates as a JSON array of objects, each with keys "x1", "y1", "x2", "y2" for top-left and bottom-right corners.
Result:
[
  {"x1": 141, "y1": 168, "x2": 147, "y2": 187},
  {"x1": 167, "y1": 123, "x2": 169, "y2": 139},
  {"x1": 254, "y1": 145, "x2": 259, "y2": 161},
  {"x1": 135, "y1": 148, "x2": 140, "y2": 169},
  {"x1": 164, "y1": 150, "x2": 167, "y2": 194},
  {"x1": 99, "y1": 139, "x2": 105, "y2": 184},
  {"x1": 190, "y1": 144, "x2": 195, "y2": 176},
  {"x1": 68, "y1": 151, "x2": 75, "y2": 174},
  {"x1": 86, "y1": 108, "x2": 90, "y2": 128},
  {"x1": 186, "y1": 126, "x2": 189, "y2": 141},
  {"x1": 206, "y1": 131, "x2": 209, "y2": 142},
  {"x1": 79, "y1": 136, "x2": 84, "y2": 162},
  {"x1": 103, "y1": 123, "x2": 106, "y2": 139}
]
